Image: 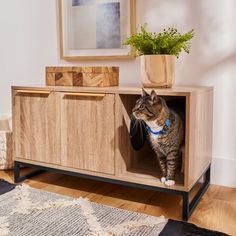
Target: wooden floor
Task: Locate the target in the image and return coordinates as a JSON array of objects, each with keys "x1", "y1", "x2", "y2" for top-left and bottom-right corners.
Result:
[{"x1": 1, "y1": 170, "x2": 235, "y2": 235}]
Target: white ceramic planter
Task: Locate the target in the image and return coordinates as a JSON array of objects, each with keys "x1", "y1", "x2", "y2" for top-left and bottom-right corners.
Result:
[{"x1": 140, "y1": 55, "x2": 175, "y2": 88}]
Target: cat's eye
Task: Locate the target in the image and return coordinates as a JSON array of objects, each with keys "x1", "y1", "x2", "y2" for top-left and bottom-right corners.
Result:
[{"x1": 139, "y1": 104, "x2": 144, "y2": 109}]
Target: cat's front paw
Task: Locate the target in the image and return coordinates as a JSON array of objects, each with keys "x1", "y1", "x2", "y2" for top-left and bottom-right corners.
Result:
[
  {"x1": 164, "y1": 180, "x2": 175, "y2": 186},
  {"x1": 160, "y1": 177, "x2": 166, "y2": 183}
]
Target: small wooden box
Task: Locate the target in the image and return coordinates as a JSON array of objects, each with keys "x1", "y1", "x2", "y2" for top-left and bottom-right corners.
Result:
[{"x1": 46, "y1": 67, "x2": 119, "y2": 87}]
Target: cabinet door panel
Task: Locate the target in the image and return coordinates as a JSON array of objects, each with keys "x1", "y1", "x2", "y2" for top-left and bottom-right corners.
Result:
[
  {"x1": 13, "y1": 91, "x2": 60, "y2": 164},
  {"x1": 61, "y1": 93, "x2": 115, "y2": 175}
]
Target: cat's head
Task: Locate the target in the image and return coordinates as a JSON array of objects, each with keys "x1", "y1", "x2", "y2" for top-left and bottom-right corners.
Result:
[{"x1": 132, "y1": 89, "x2": 168, "y2": 123}]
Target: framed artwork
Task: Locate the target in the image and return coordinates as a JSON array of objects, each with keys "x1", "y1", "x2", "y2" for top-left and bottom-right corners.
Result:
[{"x1": 59, "y1": 0, "x2": 136, "y2": 60}]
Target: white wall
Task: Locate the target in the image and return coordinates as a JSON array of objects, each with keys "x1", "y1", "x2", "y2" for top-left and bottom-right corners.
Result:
[{"x1": 0, "y1": 0, "x2": 235, "y2": 187}]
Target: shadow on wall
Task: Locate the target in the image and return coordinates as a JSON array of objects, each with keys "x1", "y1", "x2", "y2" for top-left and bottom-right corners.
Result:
[
  {"x1": 137, "y1": 0, "x2": 236, "y2": 176},
  {"x1": 137, "y1": 0, "x2": 236, "y2": 85},
  {"x1": 187, "y1": 0, "x2": 236, "y2": 160}
]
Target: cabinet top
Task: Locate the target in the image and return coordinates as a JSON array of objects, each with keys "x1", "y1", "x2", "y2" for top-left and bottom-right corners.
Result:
[{"x1": 11, "y1": 85, "x2": 213, "y2": 96}]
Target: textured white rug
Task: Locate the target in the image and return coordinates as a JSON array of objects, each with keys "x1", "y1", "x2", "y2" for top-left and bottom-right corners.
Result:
[
  {"x1": 0, "y1": 182, "x2": 167, "y2": 236},
  {"x1": 0, "y1": 179, "x2": 228, "y2": 236}
]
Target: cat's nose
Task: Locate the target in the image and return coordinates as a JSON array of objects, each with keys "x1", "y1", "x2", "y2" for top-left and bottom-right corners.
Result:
[{"x1": 132, "y1": 108, "x2": 137, "y2": 112}]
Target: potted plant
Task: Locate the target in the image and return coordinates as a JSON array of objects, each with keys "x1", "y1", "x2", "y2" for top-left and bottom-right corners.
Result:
[{"x1": 124, "y1": 25, "x2": 194, "y2": 88}]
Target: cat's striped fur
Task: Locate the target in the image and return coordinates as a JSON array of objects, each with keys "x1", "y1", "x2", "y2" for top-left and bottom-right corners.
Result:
[{"x1": 132, "y1": 90, "x2": 184, "y2": 186}]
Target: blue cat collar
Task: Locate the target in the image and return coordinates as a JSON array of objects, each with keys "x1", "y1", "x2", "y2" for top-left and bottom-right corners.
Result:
[{"x1": 146, "y1": 119, "x2": 169, "y2": 135}]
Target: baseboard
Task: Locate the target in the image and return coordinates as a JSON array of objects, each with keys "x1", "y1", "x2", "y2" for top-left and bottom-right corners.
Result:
[{"x1": 211, "y1": 156, "x2": 236, "y2": 187}]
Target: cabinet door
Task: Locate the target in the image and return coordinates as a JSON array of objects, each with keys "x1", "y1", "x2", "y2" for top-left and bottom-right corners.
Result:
[
  {"x1": 61, "y1": 93, "x2": 115, "y2": 175},
  {"x1": 13, "y1": 90, "x2": 60, "y2": 164}
]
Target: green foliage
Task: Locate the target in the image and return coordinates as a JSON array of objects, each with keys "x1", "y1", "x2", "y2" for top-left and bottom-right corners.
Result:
[{"x1": 124, "y1": 25, "x2": 194, "y2": 58}]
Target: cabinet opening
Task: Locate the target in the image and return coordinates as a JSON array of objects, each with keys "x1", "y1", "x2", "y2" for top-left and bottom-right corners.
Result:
[{"x1": 117, "y1": 94, "x2": 186, "y2": 187}]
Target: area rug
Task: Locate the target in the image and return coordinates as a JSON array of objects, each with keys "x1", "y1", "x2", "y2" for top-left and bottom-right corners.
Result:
[{"x1": 0, "y1": 179, "x2": 228, "y2": 236}]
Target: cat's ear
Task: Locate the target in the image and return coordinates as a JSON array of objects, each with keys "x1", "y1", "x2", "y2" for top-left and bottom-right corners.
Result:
[
  {"x1": 151, "y1": 90, "x2": 158, "y2": 103},
  {"x1": 142, "y1": 88, "x2": 149, "y2": 97}
]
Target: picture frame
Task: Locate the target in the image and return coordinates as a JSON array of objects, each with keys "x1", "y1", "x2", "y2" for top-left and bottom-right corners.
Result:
[{"x1": 58, "y1": 0, "x2": 136, "y2": 60}]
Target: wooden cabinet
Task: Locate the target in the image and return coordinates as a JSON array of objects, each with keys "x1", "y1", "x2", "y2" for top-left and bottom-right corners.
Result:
[
  {"x1": 13, "y1": 90, "x2": 115, "y2": 174},
  {"x1": 61, "y1": 92, "x2": 115, "y2": 174},
  {"x1": 12, "y1": 86, "x2": 213, "y2": 192},
  {"x1": 13, "y1": 90, "x2": 61, "y2": 165}
]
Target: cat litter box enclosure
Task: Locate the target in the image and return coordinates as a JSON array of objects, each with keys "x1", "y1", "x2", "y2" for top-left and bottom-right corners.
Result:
[
  {"x1": 0, "y1": 116, "x2": 14, "y2": 170},
  {"x1": 12, "y1": 85, "x2": 213, "y2": 220},
  {"x1": 46, "y1": 66, "x2": 119, "y2": 87}
]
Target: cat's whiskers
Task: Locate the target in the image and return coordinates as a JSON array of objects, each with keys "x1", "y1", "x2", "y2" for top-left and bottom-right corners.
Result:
[{"x1": 132, "y1": 112, "x2": 139, "y2": 120}]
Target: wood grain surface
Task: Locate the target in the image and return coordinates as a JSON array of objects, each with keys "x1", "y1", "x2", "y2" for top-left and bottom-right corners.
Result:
[
  {"x1": 12, "y1": 85, "x2": 213, "y2": 96},
  {"x1": 140, "y1": 55, "x2": 175, "y2": 88},
  {"x1": 12, "y1": 86, "x2": 213, "y2": 191},
  {"x1": 187, "y1": 90, "x2": 213, "y2": 187},
  {"x1": 13, "y1": 91, "x2": 61, "y2": 165},
  {"x1": 46, "y1": 67, "x2": 119, "y2": 87},
  {"x1": 61, "y1": 93, "x2": 115, "y2": 174}
]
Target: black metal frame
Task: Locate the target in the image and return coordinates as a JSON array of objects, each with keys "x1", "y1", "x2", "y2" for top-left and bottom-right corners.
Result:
[{"x1": 14, "y1": 161, "x2": 210, "y2": 221}]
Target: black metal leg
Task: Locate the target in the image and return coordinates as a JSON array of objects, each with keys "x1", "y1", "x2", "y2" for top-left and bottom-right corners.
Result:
[
  {"x1": 182, "y1": 165, "x2": 211, "y2": 221},
  {"x1": 182, "y1": 192, "x2": 189, "y2": 221},
  {"x1": 14, "y1": 161, "x2": 45, "y2": 183},
  {"x1": 14, "y1": 161, "x2": 21, "y2": 183}
]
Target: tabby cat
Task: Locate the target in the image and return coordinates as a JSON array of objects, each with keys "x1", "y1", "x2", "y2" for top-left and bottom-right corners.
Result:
[{"x1": 132, "y1": 89, "x2": 184, "y2": 186}]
